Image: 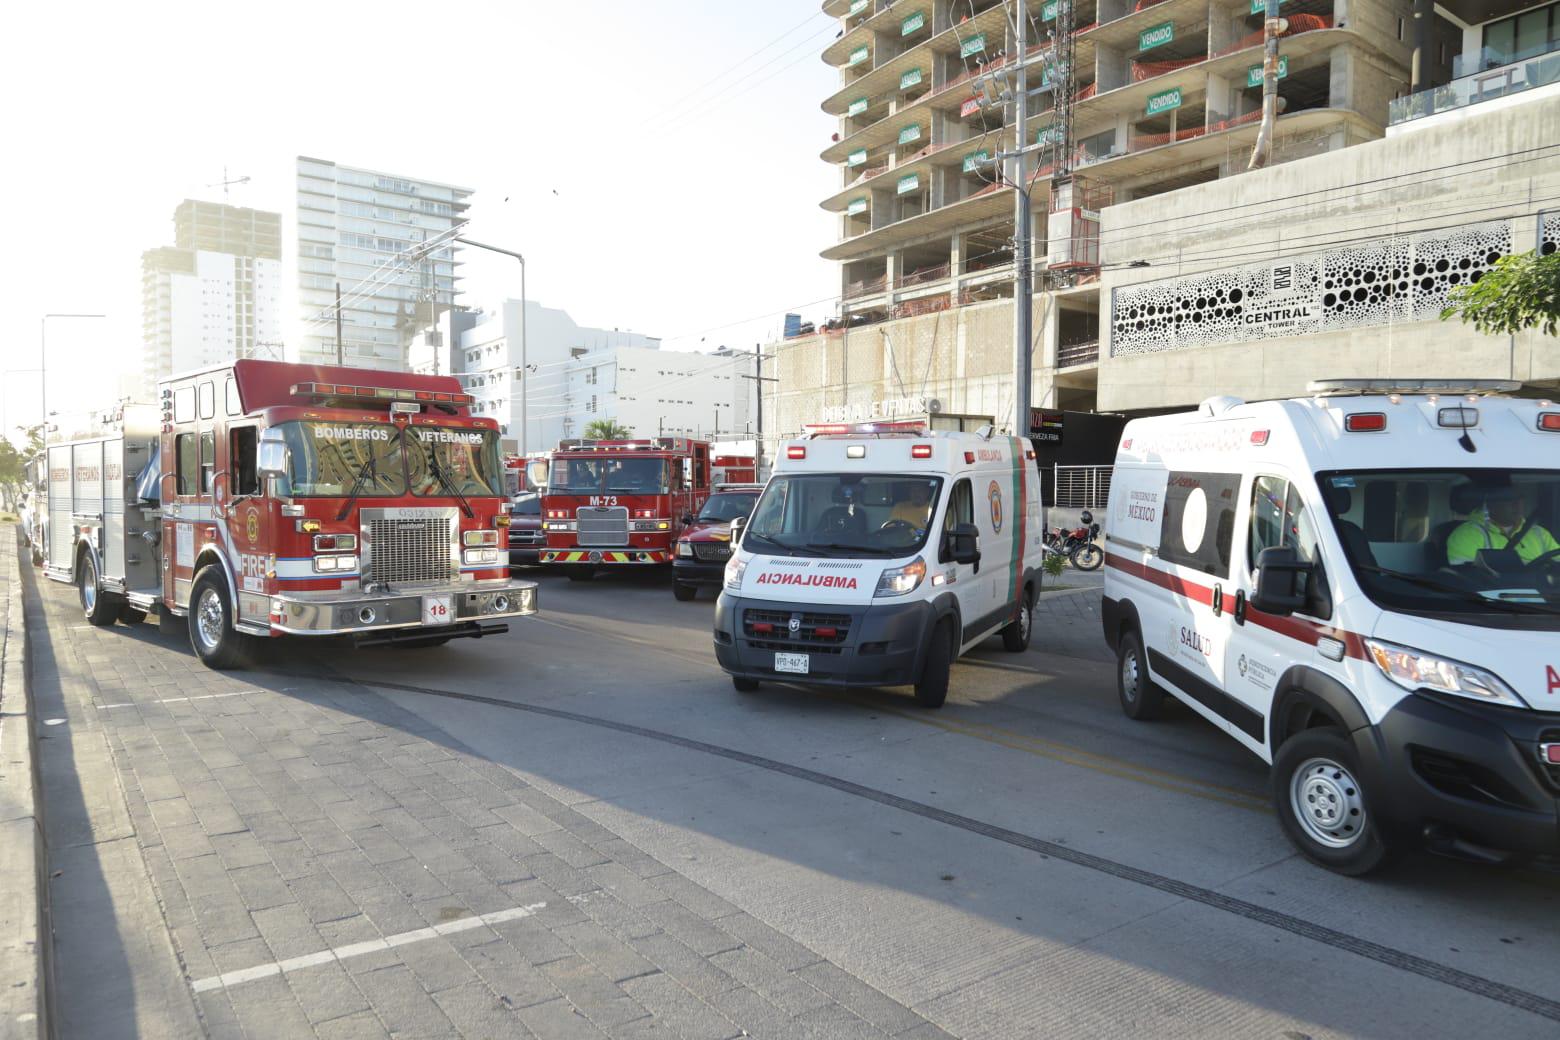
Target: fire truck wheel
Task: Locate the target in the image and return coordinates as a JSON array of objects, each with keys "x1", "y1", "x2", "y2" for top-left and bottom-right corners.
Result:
[
  {"x1": 31, "y1": 545, "x2": 44, "y2": 567},
  {"x1": 79, "y1": 552, "x2": 119, "y2": 628},
  {"x1": 731, "y1": 676, "x2": 761, "y2": 692},
  {"x1": 672, "y1": 581, "x2": 697, "y2": 602},
  {"x1": 566, "y1": 567, "x2": 596, "y2": 583},
  {"x1": 188, "y1": 567, "x2": 249, "y2": 670}
]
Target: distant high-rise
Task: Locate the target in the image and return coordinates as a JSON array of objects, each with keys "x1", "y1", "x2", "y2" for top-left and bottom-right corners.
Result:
[
  {"x1": 140, "y1": 201, "x2": 282, "y2": 393},
  {"x1": 293, "y1": 157, "x2": 471, "y2": 371}
]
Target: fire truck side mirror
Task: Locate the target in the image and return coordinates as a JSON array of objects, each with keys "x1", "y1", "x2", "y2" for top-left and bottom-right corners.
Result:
[
  {"x1": 257, "y1": 437, "x2": 290, "y2": 485},
  {"x1": 682, "y1": 458, "x2": 693, "y2": 484}
]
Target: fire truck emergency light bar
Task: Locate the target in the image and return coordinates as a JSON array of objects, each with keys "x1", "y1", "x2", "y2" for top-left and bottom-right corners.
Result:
[{"x1": 290, "y1": 382, "x2": 475, "y2": 406}]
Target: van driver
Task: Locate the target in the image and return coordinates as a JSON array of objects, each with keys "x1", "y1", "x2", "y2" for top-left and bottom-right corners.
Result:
[
  {"x1": 889, "y1": 482, "x2": 934, "y2": 533},
  {"x1": 1447, "y1": 485, "x2": 1559, "y2": 566}
]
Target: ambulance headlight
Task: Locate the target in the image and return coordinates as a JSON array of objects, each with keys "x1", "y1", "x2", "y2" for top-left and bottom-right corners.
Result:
[
  {"x1": 874, "y1": 556, "x2": 926, "y2": 598},
  {"x1": 724, "y1": 555, "x2": 749, "y2": 591},
  {"x1": 677, "y1": 541, "x2": 694, "y2": 558},
  {"x1": 1364, "y1": 639, "x2": 1528, "y2": 709}
]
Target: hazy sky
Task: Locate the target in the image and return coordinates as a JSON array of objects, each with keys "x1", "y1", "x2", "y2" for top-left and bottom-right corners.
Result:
[{"x1": 0, "y1": 0, "x2": 841, "y2": 433}]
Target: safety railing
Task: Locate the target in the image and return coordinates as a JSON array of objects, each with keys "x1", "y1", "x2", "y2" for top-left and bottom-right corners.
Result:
[{"x1": 1053, "y1": 464, "x2": 1112, "y2": 510}]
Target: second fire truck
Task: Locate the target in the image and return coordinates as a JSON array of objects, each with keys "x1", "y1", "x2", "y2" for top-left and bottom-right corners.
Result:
[{"x1": 540, "y1": 437, "x2": 751, "y2": 580}]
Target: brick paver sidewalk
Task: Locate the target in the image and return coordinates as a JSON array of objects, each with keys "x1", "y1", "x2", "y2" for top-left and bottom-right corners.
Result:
[{"x1": 25, "y1": 568, "x2": 953, "y2": 1040}]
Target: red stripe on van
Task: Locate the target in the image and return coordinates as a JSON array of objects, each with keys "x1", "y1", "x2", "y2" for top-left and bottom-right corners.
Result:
[{"x1": 1105, "y1": 552, "x2": 1367, "y2": 660}]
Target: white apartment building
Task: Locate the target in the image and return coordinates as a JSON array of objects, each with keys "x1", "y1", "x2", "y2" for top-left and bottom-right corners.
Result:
[
  {"x1": 140, "y1": 201, "x2": 282, "y2": 394},
  {"x1": 409, "y1": 300, "x2": 755, "y2": 452},
  {"x1": 293, "y1": 156, "x2": 470, "y2": 371}
]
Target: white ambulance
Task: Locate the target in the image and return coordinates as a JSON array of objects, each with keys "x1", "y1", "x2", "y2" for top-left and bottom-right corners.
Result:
[
  {"x1": 714, "y1": 421, "x2": 1044, "y2": 708},
  {"x1": 1103, "y1": 380, "x2": 1560, "y2": 874}
]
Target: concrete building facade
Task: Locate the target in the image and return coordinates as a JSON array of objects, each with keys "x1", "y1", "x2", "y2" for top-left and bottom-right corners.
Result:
[
  {"x1": 139, "y1": 201, "x2": 283, "y2": 394},
  {"x1": 765, "y1": 0, "x2": 1557, "y2": 443},
  {"x1": 293, "y1": 157, "x2": 470, "y2": 371},
  {"x1": 408, "y1": 301, "x2": 754, "y2": 452}
]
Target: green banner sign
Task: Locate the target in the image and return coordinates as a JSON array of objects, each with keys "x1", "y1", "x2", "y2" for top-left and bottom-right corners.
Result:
[
  {"x1": 848, "y1": 46, "x2": 870, "y2": 67},
  {"x1": 1139, "y1": 22, "x2": 1174, "y2": 52},
  {"x1": 849, "y1": 0, "x2": 869, "y2": 15},
  {"x1": 1249, "y1": 0, "x2": 1287, "y2": 13},
  {"x1": 897, "y1": 174, "x2": 921, "y2": 195},
  {"x1": 847, "y1": 149, "x2": 868, "y2": 167},
  {"x1": 1145, "y1": 87, "x2": 1182, "y2": 116},
  {"x1": 960, "y1": 33, "x2": 986, "y2": 58},
  {"x1": 1036, "y1": 124, "x2": 1064, "y2": 146},
  {"x1": 962, "y1": 149, "x2": 990, "y2": 173},
  {"x1": 900, "y1": 68, "x2": 923, "y2": 90},
  {"x1": 1041, "y1": 61, "x2": 1068, "y2": 89},
  {"x1": 1246, "y1": 55, "x2": 1289, "y2": 88},
  {"x1": 898, "y1": 123, "x2": 922, "y2": 145},
  {"x1": 847, "y1": 96, "x2": 870, "y2": 116},
  {"x1": 1043, "y1": 0, "x2": 1059, "y2": 20},
  {"x1": 902, "y1": 11, "x2": 925, "y2": 35},
  {"x1": 847, "y1": 197, "x2": 868, "y2": 216}
]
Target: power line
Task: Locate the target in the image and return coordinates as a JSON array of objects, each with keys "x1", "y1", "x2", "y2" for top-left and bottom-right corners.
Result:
[{"x1": 656, "y1": 24, "x2": 839, "y2": 136}]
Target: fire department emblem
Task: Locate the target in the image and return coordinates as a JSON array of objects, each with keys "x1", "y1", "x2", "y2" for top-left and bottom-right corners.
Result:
[
  {"x1": 244, "y1": 510, "x2": 259, "y2": 545},
  {"x1": 988, "y1": 481, "x2": 1004, "y2": 534}
]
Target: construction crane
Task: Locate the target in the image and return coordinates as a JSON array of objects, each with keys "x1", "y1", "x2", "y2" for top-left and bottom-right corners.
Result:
[{"x1": 206, "y1": 167, "x2": 251, "y2": 200}]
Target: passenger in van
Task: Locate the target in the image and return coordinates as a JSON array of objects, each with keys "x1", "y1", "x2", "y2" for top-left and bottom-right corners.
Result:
[
  {"x1": 889, "y1": 481, "x2": 935, "y2": 533},
  {"x1": 1447, "y1": 485, "x2": 1559, "y2": 565}
]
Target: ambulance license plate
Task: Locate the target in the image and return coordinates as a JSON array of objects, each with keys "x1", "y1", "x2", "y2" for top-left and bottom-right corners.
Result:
[
  {"x1": 421, "y1": 594, "x2": 453, "y2": 626},
  {"x1": 774, "y1": 652, "x2": 810, "y2": 674}
]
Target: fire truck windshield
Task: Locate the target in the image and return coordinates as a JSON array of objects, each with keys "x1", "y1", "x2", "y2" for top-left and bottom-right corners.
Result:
[
  {"x1": 269, "y1": 421, "x2": 503, "y2": 499},
  {"x1": 550, "y1": 457, "x2": 667, "y2": 495}
]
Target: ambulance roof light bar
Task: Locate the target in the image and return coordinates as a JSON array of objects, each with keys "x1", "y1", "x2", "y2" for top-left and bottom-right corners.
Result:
[
  {"x1": 803, "y1": 420, "x2": 928, "y2": 439},
  {"x1": 290, "y1": 382, "x2": 475, "y2": 406},
  {"x1": 1309, "y1": 379, "x2": 1521, "y2": 398}
]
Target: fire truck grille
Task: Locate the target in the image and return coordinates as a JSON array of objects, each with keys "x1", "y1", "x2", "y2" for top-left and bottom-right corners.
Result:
[
  {"x1": 576, "y1": 507, "x2": 629, "y2": 547},
  {"x1": 366, "y1": 518, "x2": 453, "y2": 585},
  {"x1": 692, "y1": 542, "x2": 731, "y2": 562}
]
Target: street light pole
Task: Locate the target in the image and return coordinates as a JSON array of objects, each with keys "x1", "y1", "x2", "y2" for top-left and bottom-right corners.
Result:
[
  {"x1": 454, "y1": 237, "x2": 528, "y2": 455},
  {"x1": 41, "y1": 313, "x2": 106, "y2": 426}
]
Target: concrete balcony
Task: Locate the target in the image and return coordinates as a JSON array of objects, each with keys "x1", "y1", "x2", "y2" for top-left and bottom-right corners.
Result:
[{"x1": 1388, "y1": 42, "x2": 1560, "y2": 128}]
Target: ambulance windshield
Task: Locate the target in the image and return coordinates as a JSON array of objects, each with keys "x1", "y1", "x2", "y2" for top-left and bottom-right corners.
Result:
[
  {"x1": 270, "y1": 421, "x2": 503, "y2": 499},
  {"x1": 746, "y1": 474, "x2": 942, "y2": 557},
  {"x1": 1320, "y1": 468, "x2": 1560, "y2": 618}
]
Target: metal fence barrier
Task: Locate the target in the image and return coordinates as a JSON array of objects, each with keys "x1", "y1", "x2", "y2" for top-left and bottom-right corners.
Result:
[{"x1": 1053, "y1": 464, "x2": 1112, "y2": 511}]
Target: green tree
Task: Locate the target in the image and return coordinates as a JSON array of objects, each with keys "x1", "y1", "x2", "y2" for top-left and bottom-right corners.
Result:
[
  {"x1": 0, "y1": 425, "x2": 44, "y2": 513},
  {"x1": 1440, "y1": 249, "x2": 1560, "y2": 337},
  {"x1": 584, "y1": 419, "x2": 633, "y2": 440}
]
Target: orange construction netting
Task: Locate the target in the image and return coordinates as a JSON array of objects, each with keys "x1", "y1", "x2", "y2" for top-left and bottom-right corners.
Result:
[
  {"x1": 1131, "y1": 55, "x2": 1205, "y2": 81},
  {"x1": 1214, "y1": 14, "x2": 1333, "y2": 58}
]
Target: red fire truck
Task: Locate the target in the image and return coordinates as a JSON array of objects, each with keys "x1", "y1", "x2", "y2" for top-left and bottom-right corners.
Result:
[
  {"x1": 540, "y1": 437, "x2": 738, "y2": 580},
  {"x1": 39, "y1": 359, "x2": 539, "y2": 669}
]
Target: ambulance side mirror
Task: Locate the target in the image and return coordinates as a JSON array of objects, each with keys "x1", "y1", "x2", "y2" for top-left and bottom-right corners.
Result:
[
  {"x1": 949, "y1": 523, "x2": 981, "y2": 567},
  {"x1": 729, "y1": 516, "x2": 746, "y2": 545},
  {"x1": 1251, "y1": 546, "x2": 1312, "y2": 616}
]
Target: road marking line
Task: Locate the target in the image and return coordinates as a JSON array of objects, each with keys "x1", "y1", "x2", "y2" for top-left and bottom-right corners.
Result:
[
  {"x1": 190, "y1": 901, "x2": 547, "y2": 993},
  {"x1": 97, "y1": 691, "x2": 258, "y2": 710}
]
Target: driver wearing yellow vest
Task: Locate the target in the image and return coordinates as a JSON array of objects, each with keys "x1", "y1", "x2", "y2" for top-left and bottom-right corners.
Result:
[
  {"x1": 889, "y1": 482, "x2": 934, "y2": 532},
  {"x1": 1447, "y1": 485, "x2": 1559, "y2": 565}
]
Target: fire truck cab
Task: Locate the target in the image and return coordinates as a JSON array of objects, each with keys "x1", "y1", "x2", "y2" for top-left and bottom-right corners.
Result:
[
  {"x1": 541, "y1": 437, "x2": 727, "y2": 579},
  {"x1": 41, "y1": 359, "x2": 539, "y2": 669}
]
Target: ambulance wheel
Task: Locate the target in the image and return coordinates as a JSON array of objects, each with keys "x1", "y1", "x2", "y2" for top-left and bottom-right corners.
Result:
[
  {"x1": 914, "y1": 620, "x2": 954, "y2": 709},
  {"x1": 119, "y1": 605, "x2": 148, "y2": 626},
  {"x1": 1117, "y1": 629, "x2": 1164, "y2": 720},
  {"x1": 1000, "y1": 587, "x2": 1033, "y2": 652},
  {"x1": 672, "y1": 581, "x2": 697, "y2": 602},
  {"x1": 79, "y1": 553, "x2": 118, "y2": 627},
  {"x1": 188, "y1": 567, "x2": 249, "y2": 670},
  {"x1": 1273, "y1": 728, "x2": 1392, "y2": 876},
  {"x1": 567, "y1": 567, "x2": 596, "y2": 583},
  {"x1": 732, "y1": 676, "x2": 761, "y2": 692}
]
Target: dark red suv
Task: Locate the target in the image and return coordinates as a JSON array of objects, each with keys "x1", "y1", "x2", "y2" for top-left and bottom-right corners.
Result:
[{"x1": 672, "y1": 484, "x2": 763, "y2": 601}]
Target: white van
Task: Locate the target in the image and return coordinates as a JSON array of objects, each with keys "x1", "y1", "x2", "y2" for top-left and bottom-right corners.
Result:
[
  {"x1": 714, "y1": 422, "x2": 1044, "y2": 707},
  {"x1": 1103, "y1": 380, "x2": 1560, "y2": 874}
]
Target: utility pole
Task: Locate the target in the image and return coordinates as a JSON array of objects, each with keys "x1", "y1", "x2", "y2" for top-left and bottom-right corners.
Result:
[
  {"x1": 1249, "y1": 0, "x2": 1284, "y2": 169},
  {"x1": 454, "y1": 237, "x2": 527, "y2": 454},
  {"x1": 741, "y1": 344, "x2": 777, "y2": 476},
  {"x1": 1012, "y1": 0, "x2": 1033, "y2": 437},
  {"x1": 334, "y1": 282, "x2": 344, "y2": 365}
]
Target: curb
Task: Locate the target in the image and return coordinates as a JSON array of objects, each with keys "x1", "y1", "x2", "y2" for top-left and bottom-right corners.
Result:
[{"x1": 0, "y1": 528, "x2": 46, "y2": 1039}]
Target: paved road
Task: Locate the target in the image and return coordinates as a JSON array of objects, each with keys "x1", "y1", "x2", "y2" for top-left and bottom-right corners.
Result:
[{"x1": 20, "y1": 559, "x2": 1560, "y2": 1039}]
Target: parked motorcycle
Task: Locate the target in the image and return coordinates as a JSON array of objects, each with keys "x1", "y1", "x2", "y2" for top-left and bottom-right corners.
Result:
[{"x1": 1044, "y1": 510, "x2": 1103, "y2": 570}]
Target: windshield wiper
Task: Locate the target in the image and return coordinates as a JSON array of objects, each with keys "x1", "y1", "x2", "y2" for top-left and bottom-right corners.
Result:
[
  {"x1": 1354, "y1": 563, "x2": 1560, "y2": 615},
  {"x1": 336, "y1": 448, "x2": 382, "y2": 522},
  {"x1": 744, "y1": 532, "x2": 823, "y2": 557},
  {"x1": 803, "y1": 542, "x2": 901, "y2": 557},
  {"x1": 427, "y1": 452, "x2": 475, "y2": 519}
]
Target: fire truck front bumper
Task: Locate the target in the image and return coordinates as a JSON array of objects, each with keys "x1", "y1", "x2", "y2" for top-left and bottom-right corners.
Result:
[
  {"x1": 540, "y1": 550, "x2": 670, "y2": 565},
  {"x1": 266, "y1": 579, "x2": 539, "y2": 636}
]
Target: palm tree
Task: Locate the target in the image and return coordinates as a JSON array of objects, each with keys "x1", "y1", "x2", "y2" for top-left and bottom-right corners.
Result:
[{"x1": 584, "y1": 419, "x2": 633, "y2": 440}]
